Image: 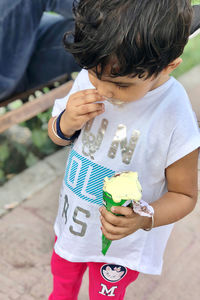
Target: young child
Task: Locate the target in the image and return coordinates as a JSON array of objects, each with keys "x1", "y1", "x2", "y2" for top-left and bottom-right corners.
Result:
[{"x1": 48, "y1": 0, "x2": 200, "y2": 299}]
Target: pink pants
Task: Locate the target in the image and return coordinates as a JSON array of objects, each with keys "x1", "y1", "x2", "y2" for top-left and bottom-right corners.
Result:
[{"x1": 49, "y1": 249, "x2": 139, "y2": 300}]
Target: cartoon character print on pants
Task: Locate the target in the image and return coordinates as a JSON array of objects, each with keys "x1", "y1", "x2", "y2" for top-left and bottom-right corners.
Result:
[
  {"x1": 99, "y1": 264, "x2": 127, "y2": 296},
  {"x1": 101, "y1": 264, "x2": 127, "y2": 282}
]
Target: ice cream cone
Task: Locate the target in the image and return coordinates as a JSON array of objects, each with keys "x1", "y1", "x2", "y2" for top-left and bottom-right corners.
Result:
[
  {"x1": 102, "y1": 191, "x2": 130, "y2": 255},
  {"x1": 101, "y1": 172, "x2": 142, "y2": 255}
]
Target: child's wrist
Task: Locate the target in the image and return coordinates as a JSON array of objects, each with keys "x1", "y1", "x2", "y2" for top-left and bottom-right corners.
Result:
[
  {"x1": 52, "y1": 110, "x2": 81, "y2": 142},
  {"x1": 141, "y1": 215, "x2": 154, "y2": 231},
  {"x1": 132, "y1": 200, "x2": 154, "y2": 231},
  {"x1": 59, "y1": 111, "x2": 76, "y2": 137}
]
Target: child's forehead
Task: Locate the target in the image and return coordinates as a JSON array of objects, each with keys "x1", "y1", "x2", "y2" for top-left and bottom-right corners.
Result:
[
  {"x1": 89, "y1": 66, "x2": 145, "y2": 84},
  {"x1": 88, "y1": 52, "x2": 151, "y2": 83},
  {"x1": 90, "y1": 54, "x2": 149, "y2": 83}
]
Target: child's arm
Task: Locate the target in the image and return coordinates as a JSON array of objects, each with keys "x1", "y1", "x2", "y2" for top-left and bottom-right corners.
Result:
[
  {"x1": 100, "y1": 149, "x2": 199, "y2": 241},
  {"x1": 48, "y1": 89, "x2": 105, "y2": 146}
]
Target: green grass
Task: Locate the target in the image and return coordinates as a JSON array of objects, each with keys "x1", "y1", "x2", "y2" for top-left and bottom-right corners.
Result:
[{"x1": 172, "y1": 34, "x2": 200, "y2": 78}]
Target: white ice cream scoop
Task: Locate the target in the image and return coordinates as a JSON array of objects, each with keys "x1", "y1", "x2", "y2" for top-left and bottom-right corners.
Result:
[{"x1": 106, "y1": 97, "x2": 124, "y2": 105}]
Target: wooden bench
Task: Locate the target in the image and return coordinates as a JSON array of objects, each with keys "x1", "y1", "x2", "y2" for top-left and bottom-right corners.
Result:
[{"x1": 0, "y1": 74, "x2": 73, "y2": 134}]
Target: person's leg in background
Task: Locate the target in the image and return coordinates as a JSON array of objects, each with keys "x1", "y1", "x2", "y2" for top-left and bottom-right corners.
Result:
[
  {"x1": 0, "y1": 0, "x2": 79, "y2": 101},
  {"x1": 25, "y1": 12, "x2": 80, "y2": 90},
  {"x1": 88, "y1": 262, "x2": 139, "y2": 300},
  {"x1": 191, "y1": 5, "x2": 200, "y2": 36},
  {"x1": 0, "y1": 0, "x2": 45, "y2": 100},
  {"x1": 49, "y1": 249, "x2": 87, "y2": 300}
]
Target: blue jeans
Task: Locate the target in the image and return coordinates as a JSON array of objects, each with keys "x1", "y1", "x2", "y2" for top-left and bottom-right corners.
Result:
[
  {"x1": 0, "y1": 0, "x2": 80, "y2": 102},
  {"x1": 191, "y1": 5, "x2": 200, "y2": 35}
]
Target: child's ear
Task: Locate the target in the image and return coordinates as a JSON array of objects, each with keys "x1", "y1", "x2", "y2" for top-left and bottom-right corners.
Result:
[{"x1": 163, "y1": 57, "x2": 182, "y2": 75}]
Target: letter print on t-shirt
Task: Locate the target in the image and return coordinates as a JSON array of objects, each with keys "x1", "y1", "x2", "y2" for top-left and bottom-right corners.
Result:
[
  {"x1": 82, "y1": 118, "x2": 140, "y2": 165},
  {"x1": 64, "y1": 149, "x2": 115, "y2": 206}
]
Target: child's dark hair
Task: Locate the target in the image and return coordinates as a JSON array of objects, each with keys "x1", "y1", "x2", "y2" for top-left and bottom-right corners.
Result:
[{"x1": 64, "y1": 0, "x2": 192, "y2": 79}]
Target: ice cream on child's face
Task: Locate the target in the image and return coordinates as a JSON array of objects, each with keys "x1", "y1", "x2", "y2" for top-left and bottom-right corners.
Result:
[{"x1": 103, "y1": 172, "x2": 142, "y2": 203}]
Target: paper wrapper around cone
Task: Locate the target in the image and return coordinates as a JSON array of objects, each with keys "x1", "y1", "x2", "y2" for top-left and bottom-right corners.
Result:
[{"x1": 102, "y1": 191, "x2": 131, "y2": 256}]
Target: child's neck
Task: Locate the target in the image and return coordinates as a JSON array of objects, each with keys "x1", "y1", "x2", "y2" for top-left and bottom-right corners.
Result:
[{"x1": 150, "y1": 74, "x2": 170, "y2": 91}]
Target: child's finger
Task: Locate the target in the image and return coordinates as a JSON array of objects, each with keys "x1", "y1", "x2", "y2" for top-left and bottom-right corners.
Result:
[
  {"x1": 71, "y1": 90, "x2": 105, "y2": 106},
  {"x1": 84, "y1": 109, "x2": 105, "y2": 122},
  {"x1": 71, "y1": 89, "x2": 99, "y2": 98},
  {"x1": 101, "y1": 216, "x2": 128, "y2": 236},
  {"x1": 76, "y1": 102, "x2": 104, "y2": 116},
  {"x1": 66, "y1": 109, "x2": 104, "y2": 132},
  {"x1": 100, "y1": 207, "x2": 128, "y2": 227},
  {"x1": 101, "y1": 220, "x2": 131, "y2": 241},
  {"x1": 101, "y1": 227, "x2": 119, "y2": 241},
  {"x1": 78, "y1": 94, "x2": 105, "y2": 106},
  {"x1": 111, "y1": 206, "x2": 134, "y2": 217}
]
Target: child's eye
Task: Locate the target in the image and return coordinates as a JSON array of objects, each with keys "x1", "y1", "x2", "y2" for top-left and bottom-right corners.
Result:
[{"x1": 116, "y1": 84, "x2": 129, "y2": 89}]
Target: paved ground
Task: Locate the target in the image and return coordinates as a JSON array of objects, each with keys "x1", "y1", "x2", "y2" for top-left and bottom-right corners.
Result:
[{"x1": 0, "y1": 67, "x2": 200, "y2": 300}]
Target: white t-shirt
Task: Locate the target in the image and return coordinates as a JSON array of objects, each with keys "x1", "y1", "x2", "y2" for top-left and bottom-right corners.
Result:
[{"x1": 52, "y1": 69, "x2": 200, "y2": 275}]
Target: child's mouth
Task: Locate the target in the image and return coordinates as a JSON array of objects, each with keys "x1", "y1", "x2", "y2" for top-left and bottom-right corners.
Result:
[{"x1": 106, "y1": 98, "x2": 124, "y2": 105}]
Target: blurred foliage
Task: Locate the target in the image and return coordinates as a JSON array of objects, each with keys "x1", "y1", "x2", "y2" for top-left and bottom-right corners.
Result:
[
  {"x1": 172, "y1": 34, "x2": 200, "y2": 78},
  {"x1": 0, "y1": 107, "x2": 60, "y2": 186},
  {"x1": 0, "y1": 143, "x2": 10, "y2": 162},
  {"x1": 24, "y1": 109, "x2": 59, "y2": 156},
  {"x1": 25, "y1": 152, "x2": 39, "y2": 168},
  {"x1": 0, "y1": 81, "x2": 63, "y2": 185},
  {"x1": 172, "y1": 0, "x2": 200, "y2": 78}
]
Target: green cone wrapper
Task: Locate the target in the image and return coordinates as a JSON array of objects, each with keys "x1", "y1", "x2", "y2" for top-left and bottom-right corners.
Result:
[
  {"x1": 102, "y1": 191, "x2": 130, "y2": 255},
  {"x1": 101, "y1": 172, "x2": 143, "y2": 255}
]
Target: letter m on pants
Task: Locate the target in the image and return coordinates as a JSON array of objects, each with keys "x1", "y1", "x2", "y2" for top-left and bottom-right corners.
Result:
[{"x1": 99, "y1": 284, "x2": 118, "y2": 296}]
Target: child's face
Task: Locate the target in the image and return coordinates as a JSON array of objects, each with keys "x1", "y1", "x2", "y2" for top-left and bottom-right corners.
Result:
[{"x1": 88, "y1": 67, "x2": 168, "y2": 104}]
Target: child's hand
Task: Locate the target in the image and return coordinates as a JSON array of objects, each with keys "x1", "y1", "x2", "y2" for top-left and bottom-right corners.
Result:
[
  {"x1": 60, "y1": 89, "x2": 105, "y2": 137},
  {"x1": 99, "y1": 206, "x2": 150, "y2": 241}
]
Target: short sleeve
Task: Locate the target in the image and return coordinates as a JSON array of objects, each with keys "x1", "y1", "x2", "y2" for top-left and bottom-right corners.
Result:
[
  {"x1": 51, "y1": 71, "x2": 82, "y2": 117},
  {"x1": 166, "y1": 108, "x2": 200, "y2": 168}
]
